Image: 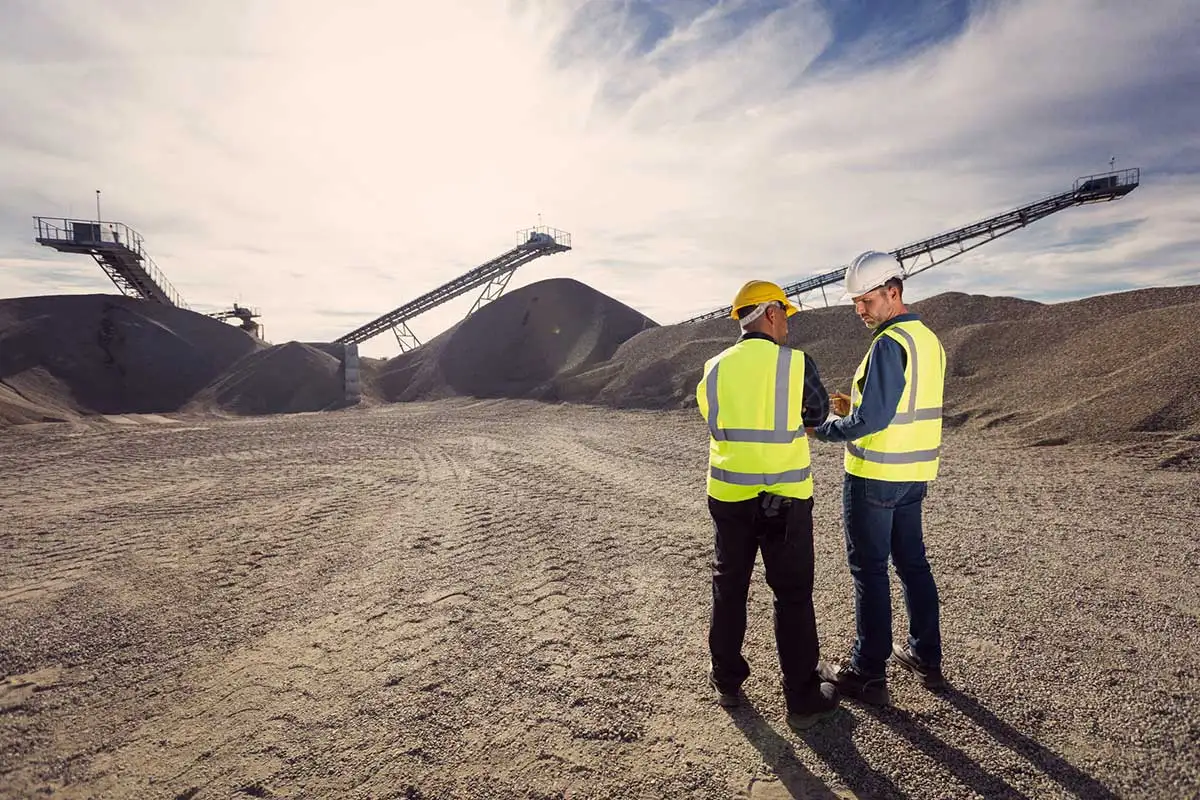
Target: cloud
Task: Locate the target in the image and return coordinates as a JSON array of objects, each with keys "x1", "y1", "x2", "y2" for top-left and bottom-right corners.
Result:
[
  {"x1": 0, "y1": 0, "x2": 1196, "y2": 357},
  {"x1": 0, "y1": 256, "x2": 110, "y2": 297},
  {"x1": 805, "y1": 0, "x2": 972, "y2": 75}
]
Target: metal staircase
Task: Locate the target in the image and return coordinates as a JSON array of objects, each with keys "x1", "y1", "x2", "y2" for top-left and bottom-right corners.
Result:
[
  {"x1": 34, "y1": 217, "x2": 188, "y2": 308},
  {"x1": 334, "y1": 226, "x2": 572, "y2": 349},
  {"x1": 683, "y1": 168, "x2": 1141, "y2": 322}
]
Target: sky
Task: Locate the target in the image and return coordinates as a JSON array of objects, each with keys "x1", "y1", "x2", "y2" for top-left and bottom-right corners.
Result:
[{"x1": 1, "y1": 0, "x2": 1197, "y2": 357}]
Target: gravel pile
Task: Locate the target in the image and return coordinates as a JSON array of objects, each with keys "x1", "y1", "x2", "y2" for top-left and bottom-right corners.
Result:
[
  {"x1": 0, "y1": 380, "x2": 67, "y2": 426},
  {"x1": 5, "y1": 283, "x2": 1196, "y2": 445},
  {"x1": 554, "y1": 285, "x2": 1200, "y2": 445},
  {"x1": 378, "y1": 278, "x2": 657, "y2": 402},
  {"x1": 0, "y1": 294, "x2": 263, "y2": 426},
  {"x1": 350, "y1": 356, "x2": 388, "y2": 406},
  {"x1": 947, "y1": 287, "x2": 1200, "y2": 443},
  {"x1": 188, "y1": 341, "x2": 348, "y2": 416}
]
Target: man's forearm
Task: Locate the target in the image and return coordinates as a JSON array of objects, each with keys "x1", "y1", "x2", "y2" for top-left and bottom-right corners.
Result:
[
  {"x1": 825, "y1": 405, "x2": 891, "y2": 441},
  {"x1": 814, "y1": 338, "x2": 906, "y2": 442}
]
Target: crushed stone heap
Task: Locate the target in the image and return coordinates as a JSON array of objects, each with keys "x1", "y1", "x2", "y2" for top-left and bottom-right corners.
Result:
[
  {"x1": 0, "y1": 294, "x2": 263, "y2": 426},
  {"x1": 378, "y1": 278, "x2": 658, "y2": 402}
]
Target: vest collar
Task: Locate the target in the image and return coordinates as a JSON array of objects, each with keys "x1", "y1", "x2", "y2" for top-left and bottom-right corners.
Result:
[
  {"x1": 872, "y1": 312, "x2": 921, "y2": 338},
  {"x1": 738, "y1": 331, "x2": 779, "y2": 345}
]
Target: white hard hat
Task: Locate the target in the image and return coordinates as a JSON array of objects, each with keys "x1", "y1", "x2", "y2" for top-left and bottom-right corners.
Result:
[{"x1": 843, "y1": 250, "x2": 903, "y2": 299}]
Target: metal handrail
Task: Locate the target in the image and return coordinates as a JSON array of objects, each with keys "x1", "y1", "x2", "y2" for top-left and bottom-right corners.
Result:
[
  {"x1": 33, "y1": 216, "x2": 189, "y2": 309},
  {"x1": 1073, "y1": 168, "x2": 1140, "y2": 193},
  {"x1": 516, "y1": 225, "x2": 572, "y2": 249}
]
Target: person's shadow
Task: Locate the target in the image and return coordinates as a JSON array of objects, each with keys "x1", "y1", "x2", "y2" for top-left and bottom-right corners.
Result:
[
  {"x1": 857, "y1": 687, "x2": 1120, "y2": 800},
  {"x1": 724, "y1": 699, "x2": 903, "y2": 798},
  {"x1": 941, "y1": 687, "x2": 1119, "y2": 799},
  {"x1": 726, "y1": 688, "x2": 1119, "y2": 799}
]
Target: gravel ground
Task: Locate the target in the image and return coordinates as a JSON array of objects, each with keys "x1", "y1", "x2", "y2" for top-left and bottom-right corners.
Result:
[{"x1": 1, "y1": 400, "x2": 1197, "y2": 799}]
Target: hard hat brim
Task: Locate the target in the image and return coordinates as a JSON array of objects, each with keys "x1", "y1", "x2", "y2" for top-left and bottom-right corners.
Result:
[
  {"x1": 840, "y1": 282, "x2": 884, "y2": 302},
  {"x1": 730, "y1": 298, "x2": 800, "y2": 319}
]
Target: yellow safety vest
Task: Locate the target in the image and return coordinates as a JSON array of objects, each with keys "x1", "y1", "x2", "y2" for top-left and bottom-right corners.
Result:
[
  {"x1": 696, "y1": 338, "x2": 814, "y2": 502},
  {"x1": 844, "y1": 319, "x2": 945, "y2": 482}
]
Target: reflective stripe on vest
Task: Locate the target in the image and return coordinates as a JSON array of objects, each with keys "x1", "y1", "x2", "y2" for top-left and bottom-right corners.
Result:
[
  {"x1": 845, "y1": 321, "x2": 944, "y2": 480},
  {"x1": 710, "y1": 466, "x2": 813, "y2": 485},
  {"x1": 845, "y1": 442, "x2": 940, "y2": 464},
  {"x1": 699, "y1": 342, "x2": 814, "y2": 500},
  {"x1": 705, "y1": 348, "x2": 803, "y2": 444}
]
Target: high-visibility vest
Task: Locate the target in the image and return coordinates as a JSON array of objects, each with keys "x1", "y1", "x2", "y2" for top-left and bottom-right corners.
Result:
[
  {"x1": 696, "y1": 339, "x2": 814, "y2": 502},
  {"x1": 844, "y1": 319, "x2": 945, "y2": 482}
]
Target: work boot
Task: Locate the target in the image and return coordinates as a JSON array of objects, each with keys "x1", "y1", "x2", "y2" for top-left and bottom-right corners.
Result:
[
  {"x1": 707, "y1": 670, "x2": 741, "y2": 708},
  {"x1": 891, "y1": 644, "x2": 948, "y2": 690},
  {"x1": 817, "y1": 660, "x2": 891, "y2": 706},
  {"x1": 785, "y1": 681, "x2": 840, "y2": 732}
]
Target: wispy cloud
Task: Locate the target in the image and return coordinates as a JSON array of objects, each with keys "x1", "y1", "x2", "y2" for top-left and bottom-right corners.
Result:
[
  {"x1": 806, "y1": 0, "x2": 972, "y2": 75},
  {"x1": 0, "y1": 0, "x2": 1196, "y2": 356},
  {"x1": 1, "y1": 257, "x2": 106, "y2": 297}
]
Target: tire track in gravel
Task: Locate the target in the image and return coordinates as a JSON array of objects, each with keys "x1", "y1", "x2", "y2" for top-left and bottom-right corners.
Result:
[
  {"x1": 373, "y1": 412, "x2": 741, "y2": 797},
  {"x1": 2, "y1": 401, "x2": 1196, "y2": 799},
  {"x1": 0, "y1": 413, "x2": 420, "y2": 798},
  {"x1": 0, "y1": 408, "x2": 502, "y2": 799}
]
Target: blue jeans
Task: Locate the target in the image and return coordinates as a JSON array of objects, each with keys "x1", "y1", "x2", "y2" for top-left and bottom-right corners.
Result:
[{"x1": 842, "y1": 474, "x2": 942, "y2": 678}]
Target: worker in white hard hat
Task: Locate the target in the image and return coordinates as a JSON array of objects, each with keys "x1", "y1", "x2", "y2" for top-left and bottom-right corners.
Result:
[
  {"x1": 811, "y1": 251, "x2": 948, "y2": 705},
  {"x1": 695, "y1": 280, "x2": 841, "y2": 732}
]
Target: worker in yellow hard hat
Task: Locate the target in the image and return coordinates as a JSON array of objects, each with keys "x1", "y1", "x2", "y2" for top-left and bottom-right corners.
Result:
[{"x1": 695, "y1": 279, "x2": 841, "y2": 733}]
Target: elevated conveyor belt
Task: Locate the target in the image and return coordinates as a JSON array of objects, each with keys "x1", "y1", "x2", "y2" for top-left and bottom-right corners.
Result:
[
  {"x1": 334, "y1": 226, "x2": 571, "y2": 349},
  {"x1": 683, "y1": 168, "x2": 1140, "y2": 322}
]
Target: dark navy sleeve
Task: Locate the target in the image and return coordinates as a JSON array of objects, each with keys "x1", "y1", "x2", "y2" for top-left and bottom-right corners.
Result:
[
  {"x1": 814, "y1": 337, "x2": 907, "y2": 442},
  {"x1": 800, "y1": 353, "x2": 830, "y2": 428}
]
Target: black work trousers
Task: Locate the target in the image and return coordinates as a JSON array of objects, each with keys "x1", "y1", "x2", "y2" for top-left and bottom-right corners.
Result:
[{"x1": 708, "y1": 492, "x2": 823, "y2": 711}]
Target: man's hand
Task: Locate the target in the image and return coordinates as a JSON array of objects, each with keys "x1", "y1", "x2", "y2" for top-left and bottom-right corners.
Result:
[{"x1": 830, "y1": 392, "x2": 852, "y2": 417}]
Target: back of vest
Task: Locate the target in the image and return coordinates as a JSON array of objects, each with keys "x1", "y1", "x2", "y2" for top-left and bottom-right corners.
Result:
[{"x1": 697, "y1": 339, "x2": 814, "y2": 501}]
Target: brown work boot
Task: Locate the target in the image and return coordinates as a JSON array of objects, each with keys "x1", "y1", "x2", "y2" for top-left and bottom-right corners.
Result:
[
  {"x1": 817, "y1": 660, "x2": 891, "y2": 706},
  {"x1": 891, "y1": 644, "x2": 948, "y2": 690}
]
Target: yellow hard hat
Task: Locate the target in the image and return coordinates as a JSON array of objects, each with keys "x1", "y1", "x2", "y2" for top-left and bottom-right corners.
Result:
[{"x1": 730, "y1": 280, "x2": 799, "y2": 320}]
